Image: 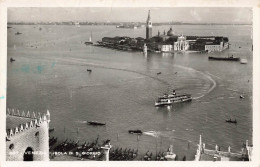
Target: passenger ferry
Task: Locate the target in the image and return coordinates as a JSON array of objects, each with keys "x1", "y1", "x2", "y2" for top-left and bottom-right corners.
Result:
[
  {"x1": 159, "y1": 90, "x2": 192, "y2": 100},
  {"x1": 155, "y1": 90, "x2": 192, "y2": 107},
  {"x1": 155, "y1": 99, "x2": 173, "y2": 107}
]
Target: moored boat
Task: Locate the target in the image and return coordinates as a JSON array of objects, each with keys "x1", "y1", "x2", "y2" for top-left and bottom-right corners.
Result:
[
  {"x1": 85, "y1": 41, "x2": 93, "y2": 45},
  {"x1": 240, "y1": 59, "x2": 248, "y2": 64},
  {"x1": 208, "y1": 56, "x2": 240, "y2": 61}
]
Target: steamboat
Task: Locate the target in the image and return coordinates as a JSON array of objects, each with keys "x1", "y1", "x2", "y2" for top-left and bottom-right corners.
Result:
[
  {"x1": 155, "y1": 90, "x2": 192, "y2": 107},
  {"x1": 208, "y1": 55, "x2": 240, "y2": 61}
]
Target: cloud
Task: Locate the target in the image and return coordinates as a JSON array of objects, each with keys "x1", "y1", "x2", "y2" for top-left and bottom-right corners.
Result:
[{"x1": 189, "y1": 9, "x2": 202, "y2": 22}]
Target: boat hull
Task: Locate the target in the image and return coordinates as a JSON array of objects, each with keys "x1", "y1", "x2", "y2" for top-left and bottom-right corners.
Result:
[
  {"x1": 155, "y1": 101, "x2": 173, "y2": 107},
  {"x1": 128, "y1": 130, "x2": 142, "y2": 134},
  {"x1": 85, "y1": 42, "x2": 93, "y2": 45},
  {"x1": 208, "y1": 56, "x2": 240, "y2": 61},
  {"x1": 225, "y1": 120, "x2": 237, "y2": 124},
  {"x1": 155, "y1": 97, "x2": 192, "y2": 106},
  {"x1": 87, "y1": 121, "x2": 106, "y2": 126}
]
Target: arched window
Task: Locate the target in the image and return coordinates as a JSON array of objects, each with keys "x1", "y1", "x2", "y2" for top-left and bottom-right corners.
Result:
[
  {"x1": 9, "y1": 144, "x2": 14, "y2": 150},
  {"x1": 23, "y1": 147, "x2": 33, "y2": 161}
]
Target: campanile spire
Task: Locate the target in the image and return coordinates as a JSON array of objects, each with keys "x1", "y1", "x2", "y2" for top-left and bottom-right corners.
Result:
[{"x1": 146, "y1": 10, "x2": 152, "y2": 39}]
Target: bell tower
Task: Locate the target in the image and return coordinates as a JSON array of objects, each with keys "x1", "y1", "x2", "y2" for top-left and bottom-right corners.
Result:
[{"x1": 146, "y1": 10, "x2": 152, "y2": 39}]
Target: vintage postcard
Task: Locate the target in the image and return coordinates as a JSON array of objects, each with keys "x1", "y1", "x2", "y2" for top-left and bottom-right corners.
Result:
[{"x1": 0, "y1": 0, "x2": 259, "y2": 167}]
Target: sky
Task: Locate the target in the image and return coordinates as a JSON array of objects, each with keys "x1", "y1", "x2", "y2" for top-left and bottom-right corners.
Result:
[{"x1": 8, "y1": 7, "x2": 252, "y2": 24}]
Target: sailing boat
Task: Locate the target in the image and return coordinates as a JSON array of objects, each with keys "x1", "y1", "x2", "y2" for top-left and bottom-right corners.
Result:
[
  {"x1": 75, "y1": 22, "x2": 80, "y2": 28},
  {"x1": 85, "y1": 31, "x2": 93, "y2": 45}
]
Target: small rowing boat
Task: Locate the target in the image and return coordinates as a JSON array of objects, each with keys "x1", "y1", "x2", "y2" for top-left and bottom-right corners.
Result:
[
  {"x1": 87, "y1": 121, "x2": 106, "y2": 126},
  {"x1": 225, "y1": 119, "x2": 237, "y2": 124}
]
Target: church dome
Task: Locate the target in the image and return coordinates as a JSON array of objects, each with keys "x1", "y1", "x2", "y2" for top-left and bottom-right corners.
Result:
[{"x1": 167, "y1": 28, "x2": 175, "y2": 36}]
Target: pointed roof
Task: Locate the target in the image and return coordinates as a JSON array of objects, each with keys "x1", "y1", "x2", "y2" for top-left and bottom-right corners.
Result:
[
  {"x1": 147, "y1": 10, "x2": 151, "y2": 23},
  {"x1": 46, "y1": 109, "x2": 50, "y2": 116}
]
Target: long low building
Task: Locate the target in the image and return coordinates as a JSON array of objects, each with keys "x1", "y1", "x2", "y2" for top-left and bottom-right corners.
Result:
[{"x1": 205, "y1": 41, "x2": 229, "y2": 52}]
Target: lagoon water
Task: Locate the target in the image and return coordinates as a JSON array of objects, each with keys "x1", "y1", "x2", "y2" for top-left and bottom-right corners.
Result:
[{"x1": 7, "y1": 24, "x2": 252, "y2": 160}]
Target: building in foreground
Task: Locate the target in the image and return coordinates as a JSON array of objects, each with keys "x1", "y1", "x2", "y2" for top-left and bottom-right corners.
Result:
[
  {"x1": 194, "y1": 135, "x2": 252, "y2": 161},
  {"x1": 6, "y1": 108, "x2": 50, "y2": 161}
]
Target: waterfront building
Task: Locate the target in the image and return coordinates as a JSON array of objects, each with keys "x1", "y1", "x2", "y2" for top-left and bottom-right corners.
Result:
[
  {"x1": 187, "y1": 36, "x2": 229, "y2": 52},
  {"x1": 146, "y1": 10, "x2": 152, "y2": 40},
  {"x1": 158, "y1": 44, "x2": 173, "y2": 52},
  {"x1": 6, "y1": 108, "x2": 50, "y2": 161},
  {"x1": 205, "y1": 41, "x2": 229, "y2": 52},
  {"x1": 205, "y1": 43, "x2": 223, "y2": 52},
  {"x1": 174, "y1": 35, "x2": 189, "y2": 51}
]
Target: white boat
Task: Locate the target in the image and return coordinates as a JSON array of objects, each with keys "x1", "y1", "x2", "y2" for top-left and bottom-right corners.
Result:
[
  {"x1": 164, "y1": 145, "x2": 177, "y2": 161},
  {"x1": 89, "y1": 33, "x2": 92, "y2": 42},
  {"x1": 75, "y1": 22, "x2": 80, "y2": 28},
  {"x1": 240, "y1": 59, "x2": 247, "y2": 64},
  {"x1": 156, "y1": 90, "x2": 192, "y2": 106},
  {"x1": 155, "y1": 99, "x2": 172, "y2": 107},
  {"x1": 85, "y1": 32, "x2": 93, "y2": 45}
]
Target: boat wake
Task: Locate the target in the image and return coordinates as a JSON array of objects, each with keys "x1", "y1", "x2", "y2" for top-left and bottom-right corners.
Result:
[
  {"x1": 73, "y1": 83, "x2": 105, "y2": 90},
  {"x1": 35, "y1": 56, "x2": 216, "y2": 99},
  {"x1": 206, "y1": 71, "x2": 221, "y2": 79},
  {"x1": 143, "y1": 131, "x2": 160, "y2": 137},
  {"x1": 54, "y1": 57, "x2": 172, "y2": 87},
  {"x1": 174, "y1": 65, "x2": 217, "y2": 100},
  {"x1": 143, "y1": 130, "x2": 194, "y2": 143},
  {"x1": 61, "y1": 57, "x2": 217, "y2": 99},
  {"x1": 75, "y1": 120, "x2": 88, "y2": 124}
]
